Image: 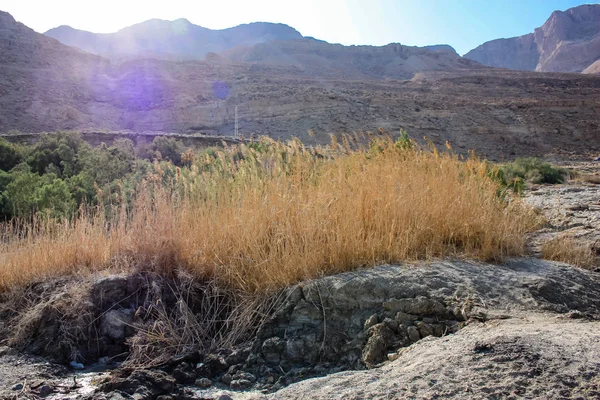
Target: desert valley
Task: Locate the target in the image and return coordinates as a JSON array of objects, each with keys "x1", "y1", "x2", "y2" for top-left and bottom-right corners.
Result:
[{"x1": 1, "y1": 3, "x2": 600, "y2": 399}]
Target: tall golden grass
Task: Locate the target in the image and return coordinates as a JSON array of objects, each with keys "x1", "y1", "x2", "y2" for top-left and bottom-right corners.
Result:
[
  {"x1": 0, "y1": 136, "x2": 540, "y2": 292},
  {"x1": 541, "y1": 235, "x2": 598, "y2": 269}
]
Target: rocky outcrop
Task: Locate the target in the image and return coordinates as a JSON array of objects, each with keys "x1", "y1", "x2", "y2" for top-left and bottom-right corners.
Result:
[
  {"x1": 584, "y1": 59, "x2": 600, "y2": 74},
  {"x1": 465, "y1": 4, "x2": 600, "y2": 73}
]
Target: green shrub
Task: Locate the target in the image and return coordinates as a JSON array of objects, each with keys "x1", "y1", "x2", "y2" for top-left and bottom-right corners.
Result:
[{"x1": 499, "y1": 158, "x2": 567, "y2": 187}]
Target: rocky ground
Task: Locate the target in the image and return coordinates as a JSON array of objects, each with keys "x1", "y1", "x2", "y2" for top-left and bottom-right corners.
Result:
[
  {"x1": 1, "y1": 168, "x2": 600, "y2": 400},
  {"x1": 525, "y1": 161, "x2": 600, "y2": 256}
]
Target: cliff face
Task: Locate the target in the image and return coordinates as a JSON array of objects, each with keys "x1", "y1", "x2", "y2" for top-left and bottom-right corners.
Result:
[{"x1": 465, "y1": 4, "x2": 600, "y2": 73}]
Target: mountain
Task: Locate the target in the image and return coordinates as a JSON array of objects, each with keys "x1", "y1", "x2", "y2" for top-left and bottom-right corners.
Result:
[
  {"x1": 44, "y1": 20, "x2": 304, "y2": 60},
  {"x1": 220, "y1": 39, "x2": 479, "y2": 79},
  {"x1": 0, "y1": 10, "x2": 113, "y2": 132},
  {"x1": 2, "y1": 11, "x2": 600, "y2": 160},
  {"x1": 464, "y1": 4, "x2": 600, "y2": 73},
  {"x1": 424, "y1": 44, "x2": 458, "y2": 54}
]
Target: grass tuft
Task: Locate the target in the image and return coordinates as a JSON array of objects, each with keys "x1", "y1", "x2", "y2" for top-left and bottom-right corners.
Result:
[{"x1": 541, "y1": 236, "x2": 598, "y2": 269}]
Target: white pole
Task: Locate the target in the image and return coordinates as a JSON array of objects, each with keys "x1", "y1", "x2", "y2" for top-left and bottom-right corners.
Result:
[{"x1": 235, "y1": 105, "x2": 239, "y2": 138}]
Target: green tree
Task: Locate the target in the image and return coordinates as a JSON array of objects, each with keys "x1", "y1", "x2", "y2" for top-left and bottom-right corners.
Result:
[
  {"x1": 151, "y1": 136, "x2": 185, "y2": 166},
  {"x1": 0, "y1": 138, "x2": 23, "y2": 171}
]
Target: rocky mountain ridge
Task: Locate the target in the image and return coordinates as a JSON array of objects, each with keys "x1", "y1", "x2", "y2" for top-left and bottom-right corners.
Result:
[
  {"x1": 465, "y1": 4, "x2": 600, "y2": 73},
  {"x1": 44, "y1": 19, "x2": 304, "y2": 60}
]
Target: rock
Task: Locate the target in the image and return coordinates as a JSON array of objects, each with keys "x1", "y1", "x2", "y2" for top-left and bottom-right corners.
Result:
[
  {"x1": 0, "y1": 346, "x2": 10, "y2": 357},
  {"x1": 230, "y1": 378, "x2": 253, "y2": 390},
  {"x1": 362, "y1": 323, "x2": 396, "y2": 366},
  {"x1": 221, "y1": 373, "x2": 233, "y2": 385},
  {"x1": 432, "y1": 324, "x2": 445, "y2": 337},
  {"x1": 383, "y1": 296, "x2": 447, "y2": 316},
  {"x1": 383, "y1": 318, "x2": 399, "y2": 333},
  {"x1": 407, "y1": 326, "x2": 421, "y2": 343},
  {"x1": 11, "y1": 383, "x2": 23, "y2": 391},
  {"x1": 224, "y1": 346, "x2": 251, "y2": 366},
  {"x1": 261, "y1": 337, "x2": 285, "y2": 365},
  {"x1": 233, "y1": 371, "x2": 256, "y2": 382},
  {"x1": 364, "y1": 314, "x2": 378, "y2": 330},
  {"x1": 38, "y1": 385, "x2": 53, "y2": 397},
  {"x1": 394, "y1": 312, "x2": 415, "y2": 324},
  {"x1": 91, "y1": 275, "x2": 128, "y2": 310},
  {"x1": 171, "y1": 363, "x2": 196, "y2": 384},
  {"x1": 98, "y1": 370, "x2": 176, "y2": 395},
  {"x1": 202, "y1": 354, "x2": 228, "y2": 375},
  {"x1": 99, "y1": 308, "x2": 134, "y2": 340},
  {"x1": 69, "y1": 361, "x2": 85, "y2": 370},
  {"x1": 416, "y1": 321, "x2": 434, "y2": 338},
  {"x1": 194, "y1": 377, "x2": 212, "y2": 388},
  {"x1": 215, "y1": 395, "x2": 233, "y2": 400}
]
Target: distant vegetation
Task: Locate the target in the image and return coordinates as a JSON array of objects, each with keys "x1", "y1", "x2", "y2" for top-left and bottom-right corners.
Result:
[
  {"x1": 0, "y1": 133, "x2": 194, "y2": 221},
  {"x1": 0, "y1": 133, "x2": 540, "y2": 290},
  {"x1": 495, "y1": 157, "x2": 569, "y2": 192}
]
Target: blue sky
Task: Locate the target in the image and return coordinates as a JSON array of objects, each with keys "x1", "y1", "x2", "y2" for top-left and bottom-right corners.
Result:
[{"x1": 1, "y1": 0, "x2": 598, "y2": 55}]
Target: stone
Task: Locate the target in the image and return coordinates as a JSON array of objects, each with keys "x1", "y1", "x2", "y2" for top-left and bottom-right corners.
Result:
[
  {"x1": 407, "y1": 325, "x2": 421, "y2": 343},
  {"x1": 261, "y1": 337, "x2": 285, "y2": 364},
  {"x1": 91, "y1": 275, "x2": 128, "y2": 310},
  {"x1": 364, "y1": 314, "x2": 378, "y2": 330},
  {"x1": 202, "y1": 354, "x2": 228, "y2": 375},
  {"x1": 69, "y1": 361, "x2": 85, "y2": 370},
  {"x1": 230, "y1": 378, "x2": 253, "y2": 390},
  {"x1": 233, "y1": 371, "x2": 256, "y2": 383},
  {"x1": 383, "y1": 296, "x2": 447, "y2": 316},
  {"x1": 362, "y1": 323, "x2": 396, "y2": 366},
  {"x1": 432, "y1": 324, "x2": 445, "y2": 337},
  {"x1": 215, "y1": 395, "x2": 233, "y2": 400},
  {"x1": 171, "y1": 363, "x2": 196, "y2": 384},
  {"x1": 38, "y1": 385, "x2": 53, "y2": 397},
  {"x1": 221, "y1": 373, "x2": 233, "y2": 385},
  {"x1": 383, "y1": 317, "x2": 399, "y2": 333},
  {"x1": 11, "y1": 383, "x2": 23, "y2": 391},
  {"x1": 99, "y1": 308, "x2": 134, "y2": 340},
  {"x1": 417, "y1": 321, "x2": 434, "y2": 338},
  {"x1": 194, "y1": 377, "x2": 212, "y2": 388},
  {"x1": 394, "y1": 312, "x2": 415, "y2": 324},
  {"x1": 0, "y1": 346, "x2": 10, "y2": 357}
]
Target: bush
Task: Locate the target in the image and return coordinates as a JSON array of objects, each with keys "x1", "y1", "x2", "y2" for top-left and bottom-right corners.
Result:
[
  {"x1": 500, "y1": 158, "x2": 567, "y2": 186},
  {"x1": 0, "y1": 139, "x2": 23, "y2": 172}
]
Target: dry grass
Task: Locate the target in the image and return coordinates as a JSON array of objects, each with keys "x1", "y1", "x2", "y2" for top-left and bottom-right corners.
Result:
[
  {"x1": 541, "y1": 235, "x2": 598, "y2": 269},
  {"x1": 0, "y1": 136, "x2": 541, "y2": 292}
]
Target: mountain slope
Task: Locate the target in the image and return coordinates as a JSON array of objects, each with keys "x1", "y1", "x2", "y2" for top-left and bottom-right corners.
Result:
[
  {"x1": 465, "y1": 4, "x2": 600, "y2": 73},
  {"x1": 220, "y1": 39, "x2": 479, "y2": 79},
  {"x1": 2, "y1": 11, "x2": 600, "y2": 161},
  {"x1": 45, "y1": 20, "x2": 304, "y2": 60}
]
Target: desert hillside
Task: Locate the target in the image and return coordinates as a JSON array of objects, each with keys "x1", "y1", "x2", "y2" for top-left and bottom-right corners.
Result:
[
  {"x1": 465, "y1": 4, "x2": 600, "y2": 73},
  {"x1": 2, "y1": 11, "x2": 600, "y2": 160}
]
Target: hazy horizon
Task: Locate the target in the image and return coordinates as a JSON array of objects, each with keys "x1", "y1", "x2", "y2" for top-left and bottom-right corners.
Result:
[{"x1": 1, "y1": 0, "x2": 598, "y2": 55}]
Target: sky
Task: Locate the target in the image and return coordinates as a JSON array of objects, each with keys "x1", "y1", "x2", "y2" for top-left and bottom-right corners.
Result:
[{"x1": 0, "y1": 0, "x2": 598, "y2": 55}]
